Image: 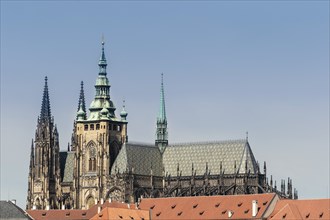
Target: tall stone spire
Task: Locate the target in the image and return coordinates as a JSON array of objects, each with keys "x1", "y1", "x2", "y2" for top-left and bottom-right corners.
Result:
[
  {"x1": 40, "y1": 76, "x2": 51, "y2": 122},
  {"x1": 27, "y1": 77, "x2": 61, "y2": 210},
  {"x1": 155, "y1": 73, "x2": 168, "y2": 153}
]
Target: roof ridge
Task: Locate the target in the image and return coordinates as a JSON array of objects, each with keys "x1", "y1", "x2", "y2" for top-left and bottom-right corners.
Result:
[
  {"x1": 170, "y1": 139, "x2": 247, "y2": 146},
  {"x1": 127, "y1": 141, "x2": 156, "y2": 147}
]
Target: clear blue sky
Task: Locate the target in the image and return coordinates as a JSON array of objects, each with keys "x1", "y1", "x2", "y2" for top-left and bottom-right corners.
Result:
[{"x1": 1, "y1": 1, "x2": 329, "y2": 209}]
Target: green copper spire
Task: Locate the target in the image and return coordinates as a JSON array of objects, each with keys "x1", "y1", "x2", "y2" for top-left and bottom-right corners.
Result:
[
  {"x1": 155, "y1": 73, "x2": 168, "y2": 153},
  {"x1": 77, "y1": 102, "x2": 86, "y2": 121},
  {"x1": 120, "y1": 100, "x2": 128, "y2": 121},
  {"x1": 89, "y1": 41, "x2": 116, "y2": 120},
  {"x1": 157, "y1": 73, "x2": 167, "y2": 123},
  {"x1": 98, "y1": 41, "x2": 107, "y2": 75}
]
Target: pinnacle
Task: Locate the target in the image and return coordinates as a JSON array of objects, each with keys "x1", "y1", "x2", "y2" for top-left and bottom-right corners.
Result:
[{"x1": 40, "y1": 76, "x2": 52, "y2": 122}]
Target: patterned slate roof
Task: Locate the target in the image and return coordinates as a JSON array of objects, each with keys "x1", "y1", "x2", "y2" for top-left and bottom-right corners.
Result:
[
  {"x1": 163, "y1": 139, "x2": 258, "y2": 176},
  {"x1": 111, "y1": 139, "x2": 258, "y2": 177},
  {"x1": 111, "y1": 143, "x2": 163, "y2": 176},
  {"x1": 60, "y1": 151, "x2": 75, "y2": 183},
  {"x1": 0, "y1": 200, "x2": 32, "y2": 219}
]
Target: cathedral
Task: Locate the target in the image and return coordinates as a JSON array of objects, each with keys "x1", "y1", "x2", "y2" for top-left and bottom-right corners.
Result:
[{"x1": 26, "y1": 42, "x2": 297, "y2": 210}]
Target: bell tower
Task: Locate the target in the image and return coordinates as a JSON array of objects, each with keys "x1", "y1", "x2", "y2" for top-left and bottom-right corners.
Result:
[{"x1": 72, "y1": 41, "x2": 128, "y2": 209}]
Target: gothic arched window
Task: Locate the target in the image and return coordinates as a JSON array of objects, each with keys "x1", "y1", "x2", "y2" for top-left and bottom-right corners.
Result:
[{"x1": 88, "y1": 146, "x2": 97, "y2": 172}]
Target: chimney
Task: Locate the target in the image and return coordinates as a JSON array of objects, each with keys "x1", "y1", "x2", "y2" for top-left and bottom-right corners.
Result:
[
  {"x1": 11, "y1": 199, "x2": 16, "y2": 205},
  {"x1": 98, "y1": 206, "x2": 101, "y2": 214},
  {"x1": 127, "y1": 203, "x2": 130, "y2": 209},
  {"x1": 95, "y1": 198, "x2": 98, "y2": 205},
  {"x1": 109, "y1": 198, "x2": 112, "y2": 203},
  {"x1": 100, "y1": 198, "x2": 104, "y2": 205},
  {"x1": 46, "y1": 205, "x2": 49, "y2": 210},
  {"x1": 252, "y1": 200, "x2": 258, "y2": 217},
  {"x1": 228, "y1": 210, "x2": 233, "y2": 218},
  {"x1": 61, "y1": 204, "x2": 65, "y2": 210},
  {"x1": 32, "y1": 205, "x2": 36, "y2": 210}
]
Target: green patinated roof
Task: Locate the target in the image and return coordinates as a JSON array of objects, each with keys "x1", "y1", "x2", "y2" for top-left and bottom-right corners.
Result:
[
  {"x1": 86, "y1": 42, "x2": 120, "y2": 121},
  {"x1": 60, "y1": 151, "x2": 75, "y2": 183},
  {"x1": 111, "y1": 143, "x2": 163, "y2": 176}
]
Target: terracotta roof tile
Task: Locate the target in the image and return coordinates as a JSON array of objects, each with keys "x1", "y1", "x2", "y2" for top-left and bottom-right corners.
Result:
[
  {"x1": 90, "y1": 207, "x2": 149, "y2": 220},
  {"x1": 269, "y1": 199, "x2": 330, "y2": 220},
  {"x1": 27, "y1": 201, "x2": 143, "y2": 220},
  {"x1": 139, "y1": 193, "x2": 277, "y2": 219}
]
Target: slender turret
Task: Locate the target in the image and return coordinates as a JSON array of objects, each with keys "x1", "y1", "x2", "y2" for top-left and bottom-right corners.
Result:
[
  {"x1": 77, "y1": 81, "x2": 87, "y2": 119},
  {"x1": 155, "y1": 73, "x2": 168, "y2": 153}
]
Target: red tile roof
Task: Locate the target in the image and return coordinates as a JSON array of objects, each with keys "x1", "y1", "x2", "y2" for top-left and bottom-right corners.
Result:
[
  {"x1": 269, "y1": 199, "x2": 330, "y2": 220},
  {"x1": 27, "y1": 201, "x2": 141, "y2": 220},
  {"x1": 139, "y1": 193, "x2": 277, "y2": 220},
  {"x1": 90, "y1": 207, "x2": 149, "y2": 220}
]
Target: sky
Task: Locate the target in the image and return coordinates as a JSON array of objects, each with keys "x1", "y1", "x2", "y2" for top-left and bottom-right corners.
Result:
[{"x1": 0, "y1": 1, "x2": 329, "y2": 209}]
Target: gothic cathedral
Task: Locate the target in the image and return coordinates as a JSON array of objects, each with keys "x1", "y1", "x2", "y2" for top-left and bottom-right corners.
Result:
[{"x1": 27, "y1": 42, "x2": 296, "y2": 210}]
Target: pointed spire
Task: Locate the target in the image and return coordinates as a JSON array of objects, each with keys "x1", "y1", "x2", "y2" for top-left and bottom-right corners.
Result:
[
  {"x1": 77, "y1": 81, "x2": 87, "y2": 119},
  {"x1": 120, "y1": 100, "x2": 128, "y2": 120},
  {"x1": 88, "y1": 40, "x2": 116, "y2": 120},
  {"x1": 98, "y1": 39, "x2": 107, "y2": 75},
  {"x1": 157, "y1": 73, "x2": 167, "y2": 123},
  {"x1": 155, "y1": 73, "x2": 168, "y2": 153},
  {"x1": 40, "y1": 76, "x2": 52, "y2": 122}
]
